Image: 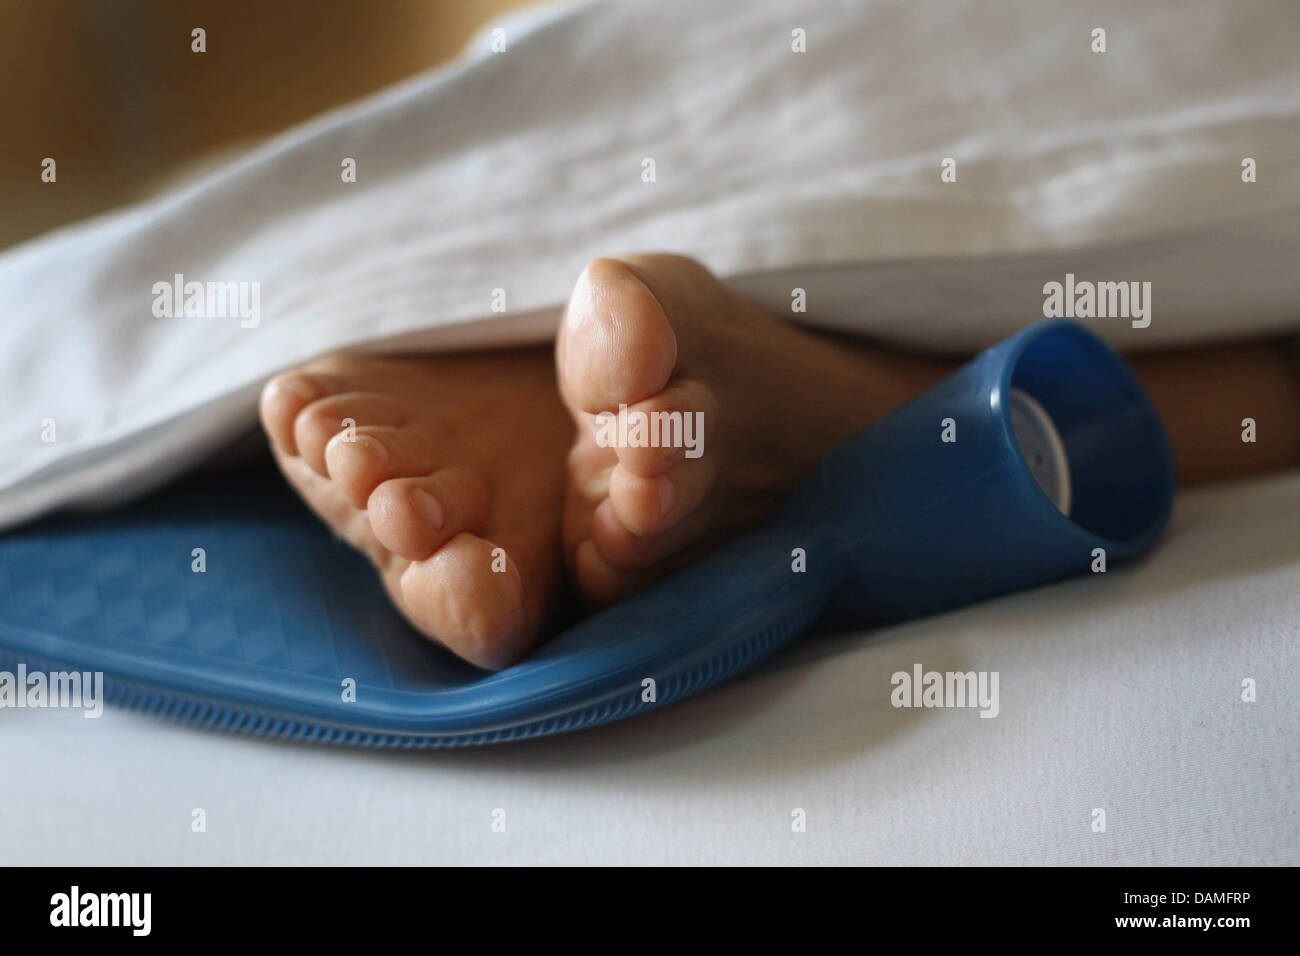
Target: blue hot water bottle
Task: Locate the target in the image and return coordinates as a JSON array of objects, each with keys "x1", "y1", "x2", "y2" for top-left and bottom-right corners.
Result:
[{"x1": 0, "y1": 320, "x2": 1174, "y2": 746}]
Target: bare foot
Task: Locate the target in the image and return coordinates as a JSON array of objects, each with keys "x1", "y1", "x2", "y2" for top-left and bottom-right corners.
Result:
[
  {"x1": 557, "y1": 254, "x2": 953, "y2": 603},
  {"x1": 259, "y1": 347, "x2": 572, "y2": 670}
]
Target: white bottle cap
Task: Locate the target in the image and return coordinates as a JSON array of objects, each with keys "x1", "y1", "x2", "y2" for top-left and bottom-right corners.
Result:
[{"x1": 1008, "y1": 388, "x2": 1072, "y2": 516}]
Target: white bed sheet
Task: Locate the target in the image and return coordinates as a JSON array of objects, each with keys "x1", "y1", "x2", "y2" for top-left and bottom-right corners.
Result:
[{"x1": 3, "y1": 471, "x2": 1295, "y2": 865}]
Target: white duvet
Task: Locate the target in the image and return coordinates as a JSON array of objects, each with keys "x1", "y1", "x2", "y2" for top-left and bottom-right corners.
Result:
[{"x1": 1, "y1": 0, "x2": 1299, "y2": 529}]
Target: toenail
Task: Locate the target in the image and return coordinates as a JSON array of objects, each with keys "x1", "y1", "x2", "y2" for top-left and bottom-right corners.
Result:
[
  {"x1": 280, "y1": 376, "x2": 324, "y2": 400},
  {"x1": 410, "y1": 487, "x2": 444, "y2": 529},
  {"x1": 657, "y1": 474, "x2": 675, "y2": 515},
  {"x1": 354, "y1": 434, "x2": 388, "y2": 465}
]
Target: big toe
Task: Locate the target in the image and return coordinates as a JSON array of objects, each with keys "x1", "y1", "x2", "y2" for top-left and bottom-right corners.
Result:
[
  {"x1": 398, "y1": 532, "x2": 540, "y2": 671},
  {"x1": 558, "y1": 256, "x2": 682, "y2": 415}
]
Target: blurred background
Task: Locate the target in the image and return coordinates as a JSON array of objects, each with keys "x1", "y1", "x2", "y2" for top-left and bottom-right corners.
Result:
[{"x1": 2, "y1": 0, "x2": 532, "y2": 251}]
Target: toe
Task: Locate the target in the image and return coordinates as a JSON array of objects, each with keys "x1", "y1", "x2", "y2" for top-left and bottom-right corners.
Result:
[
  {"x1": 368, "y1": 470, "x2": 490, "y2": 560},
  {"x1": 572, "y1": 538, "x2": 655, "y2": 605},
  {"x1": 588, "y1": 497, "x2": 714, "y2": 572},
  {"x1": 324, "y1": 424, "x2": 439, "y2": 508},
  {"x1": 607, "y1": 453, "x2": 717, "y2": 538},
  {"x1": 398, "y1": 532, "x2": 534, "y2": 670},
  {"x1": 591, "y1": 377, "x2": 717, "y2": 478},
  {"x1": 566, "y1": 432, "x2": 617, "y2": 499},
  {"x1": 574, "y1": 539, "x2": 626, "y2": 605},
  {"x1": 260, "y1": 373, "x2": 332, "y2": 456},
  {"x1": 559, "y1": 257, "x2": 678, "y2": 414},
  {"x1": 293, "y1": 393, "x2": 408, "y2": 476}
]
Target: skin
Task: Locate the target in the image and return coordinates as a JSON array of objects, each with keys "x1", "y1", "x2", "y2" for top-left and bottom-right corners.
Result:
[
  {"x1": 259, "y1": 348, "x2": 572, "y2": 670},
  {"x1": 261, "y1": 253, "x2": 1300, "y2": 668},
  {"x1": 1127, "y1": 341, "x2": 1300, "y2": 486},
  {"x1": 556, "y1": 255, "x2": 953, "y2": 603}
]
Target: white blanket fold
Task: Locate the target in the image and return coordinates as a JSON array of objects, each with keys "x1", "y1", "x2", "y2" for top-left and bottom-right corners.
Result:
[{"x1": 2, "y1": 0, "x2": 1298, "y2": 528}]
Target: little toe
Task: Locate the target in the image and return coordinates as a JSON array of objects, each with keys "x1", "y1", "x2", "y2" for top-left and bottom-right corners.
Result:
[{"x1": 260, "y1": 373, "x2": 334, "y2": 456}]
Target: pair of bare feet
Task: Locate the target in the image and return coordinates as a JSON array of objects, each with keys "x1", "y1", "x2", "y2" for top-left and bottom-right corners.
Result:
[{"x1": 260, "y1": 255, "x2": 949, "y2": 669}]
